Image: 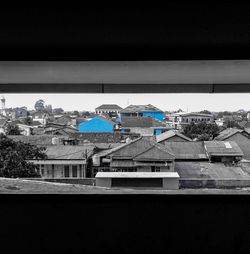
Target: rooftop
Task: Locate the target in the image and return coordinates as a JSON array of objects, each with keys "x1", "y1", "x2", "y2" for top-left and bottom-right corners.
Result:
[
  {"x1": 215, "y1": 128, "x2": 249, "y2": 140},
  {"x1": 121, "y1": 104, "x2": 163, "y2": 113},
  {"x1": 163, "y1": 142, "x2": 208, "y2": 160},
  {"x1": 95, "y1": 172, "x2": 180, "y2": 178},
  {"x1": 95, "y1": 104, "x2": 123, "y2": 110},
  {"x1": 180, "y1": 112, "x2": 214, "y2": 117},
  {"x1": 44, "y1": 145, "x2": 95, "y2": 160},
  {"x1": 121, "y1": 116, "x2": 167, "y2": 128},
  {"x1": 156, "y1": 130, "x2": 192, "y2": 142},
  {"x1": 204, "y1": 141, "x2": 244, "y2": 156}
]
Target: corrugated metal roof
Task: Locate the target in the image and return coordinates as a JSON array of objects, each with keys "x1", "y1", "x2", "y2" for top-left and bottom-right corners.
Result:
[
  {"x1": 121, "y1": 104, "x2": 163, "y2": 113},
  {"x1": 163, "y1": 142, "x2": 208, "y2": 160},
  {"x1": 7, "y1": 135, "x2": 69, "y2": 146},
  {"x1": 175, "y1": 162, "x2": 250, "y2": 179},
  {"x1": 215, "y1": 128, "x2": 245, "y2": 140},
  {"x1": 45, "y1": 145, "x2": 95, "y2": 160},
  {"x1": 204, "y1": 141, "x2": 243, "y2": 156},
  {"x1": 95, "y1": 104, "x2": 123, "y2": 110},
  {"x1": 156, "y1": 130, "x2": 192, "y2": 142},
  {"x1": 121, "y1": 116, "x2": 166, "y2": 128}
]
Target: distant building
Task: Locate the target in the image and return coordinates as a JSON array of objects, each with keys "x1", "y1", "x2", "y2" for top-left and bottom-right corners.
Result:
[
  {"x1": 0, "y1": 118, "x2": 8, "y2": 134},
  {"x1": 11, "y1": 107, "x2": 28, "y2": 119},
  {"x1": 78, "y1": 117, "x2": 116, "y2": 133},
  {"x1": 95, "y1": 104, "x2": 123, "y2": 116},
  {"x1": 120, "y1": 104, "x2": 164, "y2": 122},
  {"x1": 120, "y1": 116, "x2": 170, "y2": 136},
  {"x1": 179, "y1": 113, "x2": 214, "y2": 125}
]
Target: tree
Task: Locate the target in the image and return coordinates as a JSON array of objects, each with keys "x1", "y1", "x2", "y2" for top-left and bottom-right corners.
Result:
[
  {"x1": 0, "y1": 134, "x2": 47, "y2": 178},
  {"x1": 23, "y1": 117, "x2": 33, "y2": 126},
  {"x1": 6, "y1": 124, "x2": 21, "y2": 135},
  {"x1": 199, "y1": 110, "x2": 212, "y2": 115},
  {"x1": 183, "y1": 122, "x2": 220, "y2": 141},
  {"x1": 34, "y1": 99, "x2": 45, "y2": 111}
]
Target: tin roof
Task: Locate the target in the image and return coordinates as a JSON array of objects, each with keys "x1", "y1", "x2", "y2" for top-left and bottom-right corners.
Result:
[
  {"x1": 121, "y1": 104, "x2": 163, "y2": 113},
  {"x1": 215, "y1": 128, "x2": 248, "y2": 140},
  {"x1": 44, "y1": 145, "x2": 95, "y2": 160},
  {"x1": 204, "y1": 141, "x2": 243, "y2": 156},
  {"x1": 156, "y1": 130, "x2": 192, "y2": 142},
  {"x1": 163, "y1": 142, "x2": 208, "y2": 160},
  {"x1": 121, "y1": 117, "x2": 166, "y2": 128},
  {"x1": 95, "y1": 104, "x2": 123, "y2": 110}
]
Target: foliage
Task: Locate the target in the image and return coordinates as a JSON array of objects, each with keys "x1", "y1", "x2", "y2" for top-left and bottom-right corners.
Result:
[
  {"x1": 217, "y1": 111, "x2": 232, "y2": 118},
  {"x1": 224, "y1": 120, "x2": 243, "y2": 129},
  {"x1": 23, "y1": 117, "x2": 33, "y2": 126},
  {"x1": 183, "y1": 122, "x2": 220, "y2": 141},
  {"x1": 6, "y1": 124, "x2": 21, "y2": 135},
  {"x1": 0, "y1": 134, "x2": 47, "y2": 178},
  {"x1": 199, "y1": 110, "x2": 212, "y2": 114},
  {"x1": 34, "y1": 99, "x2": 45, "y2": 111}
]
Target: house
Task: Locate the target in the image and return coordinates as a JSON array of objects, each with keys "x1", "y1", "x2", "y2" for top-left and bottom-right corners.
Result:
[
  {"x1": 30, "y1": 112, "x2": 50, "y2": 125},
  {"x1": 78, "y1": 117, "x2": 116, "y2": 133},
  {"x1": 54, "y1": 115, "x2": 73, "y2": 126},
  {"x1": 215, "y1": 128, "x2": 250, "y2": 160},
  {"x1": 95, "y1": 104, "x2": 123, "y2": 116},
  {"x1": 16, "y1": 123, "x2": 33, "y2": 136},
  {"x1": 120, "y1": 116, "x2": 170, "y2": 136},
  {"x1": 95, "y1": 136, "x2": 175, "y2": 174},
  {"x1": 69, "y1": 132, "x2": 140, "y2": 144},
  {"x1": 10, "y1": 107, "x2": 28, "y2": 119},
  {"x1": 44, "y1": 123, "x2": 79, "y2": 135},
  {"x1": 204, "y1": 141, "x2": 243, "y2": 164},
  {"x1": 29, "y1": 145, "x2": 96, "y2": 178},
  {"x1": 178, "y1": 113, "x2": 214, "y2": 126},
  {"x1": 156, "y1": 130, "x2": 192, "y2": 143},
  {"x1": 120, "y1": 104, "x2": 164, "y2": 122}
]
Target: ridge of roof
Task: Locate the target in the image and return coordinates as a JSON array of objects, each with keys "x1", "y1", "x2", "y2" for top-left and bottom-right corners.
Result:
[{"x1": 156, "y1": 129, "x2": 192, "y2": 142}]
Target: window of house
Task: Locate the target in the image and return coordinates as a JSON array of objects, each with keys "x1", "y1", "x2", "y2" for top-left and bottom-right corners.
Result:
[
  {"x1": 72, "y1": 165, "x2": 78, "y2": 177},
  {"x1": 52, "y1": 164, "x2": 55, "y2": 178},
  {"x1": 40, "y1": 164, "x2": 44, "y2": 176},
  {"x1": 64, "y1": 166, "x2": 70, "y2": 177}
]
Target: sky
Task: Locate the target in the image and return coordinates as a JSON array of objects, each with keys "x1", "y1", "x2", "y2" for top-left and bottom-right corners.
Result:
[{"x1": 2, "y1": 93, "x2": 250, "y2": 112}]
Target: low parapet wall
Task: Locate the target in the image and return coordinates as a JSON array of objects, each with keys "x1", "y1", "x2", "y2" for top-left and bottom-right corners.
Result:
[
  {"x1": 180, "y1": 178, "x2": 250, "y2": 189},
  {"x1": 25, "y1": 178, "x2": 96, "y2": 186}
]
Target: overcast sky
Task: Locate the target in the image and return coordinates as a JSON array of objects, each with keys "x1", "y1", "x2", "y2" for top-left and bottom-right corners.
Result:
[{"x1": 2, "y1": 93, "x2": 250, "y2": 112}]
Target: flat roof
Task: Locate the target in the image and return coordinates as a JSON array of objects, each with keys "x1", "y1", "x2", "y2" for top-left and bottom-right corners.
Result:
[{"x1": 95, "y1": 172, "x2": 180, "y2": 178}]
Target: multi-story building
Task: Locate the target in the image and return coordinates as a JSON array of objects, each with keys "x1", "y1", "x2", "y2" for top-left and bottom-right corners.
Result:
[{"x1": 120, "y1": 104, "x2": 164, "y2": 122}]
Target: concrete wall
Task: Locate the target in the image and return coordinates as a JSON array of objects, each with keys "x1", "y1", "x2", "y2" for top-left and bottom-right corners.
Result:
[
  {"x1": 163, "y1": 178, "x2": 179, "y2": 190},
  {"x1": 96, "y1": 178, "x2": 112, "y2": 188},
  {"x1": 26, "y1": 178, "x2": 96, "y2": 186},
  {"x1": 128, "y1": 127, "x2": 154, "y2": 136},
  {"x1": 180, "y1": 178, "x2": 250, "y2": 189}
]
